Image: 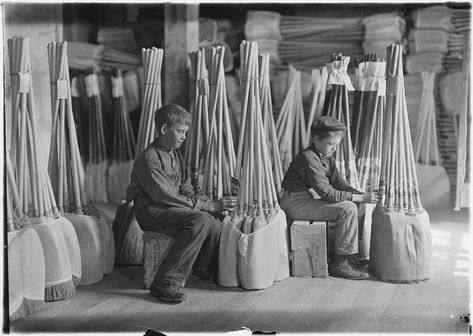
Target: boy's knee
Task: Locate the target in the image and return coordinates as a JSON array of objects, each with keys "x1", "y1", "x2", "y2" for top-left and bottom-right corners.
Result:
[{"x1": 339, "y1": 201, "x2": 358, "y2": 217}]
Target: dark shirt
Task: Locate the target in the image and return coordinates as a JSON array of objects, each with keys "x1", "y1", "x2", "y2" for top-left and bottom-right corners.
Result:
[
  {"x1": 126, "y1": 139, "x2": 203, "y2": 215},
  {"x1": 281, "y1": 144, "x2": 359, "y2": 203}
]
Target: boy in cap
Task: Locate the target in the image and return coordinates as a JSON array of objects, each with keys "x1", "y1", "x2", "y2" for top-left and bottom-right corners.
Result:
[
  {"x1": 127, "y1": 103, "x2": 237, "y2": 302},
  {"x1": 280, "y1": 116, "x2": 379, "y2": 280}
]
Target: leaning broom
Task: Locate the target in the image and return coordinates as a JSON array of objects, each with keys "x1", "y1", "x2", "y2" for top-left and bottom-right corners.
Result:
[
  {"x1": 112, "y1": 47, "x2": 163, "y2": 265},
  {"x1": 369, "y1": 43, "x2": 432, "y2": 283},
  {"x1": 218, "y1": 40, "x2": 290, "y2": 290},
  {"x1": 8, "y1": 36, "x2": 80, "y2": 302},
  {"x1": 47, "y1": 41, "x2": 115, "y2": 284}
]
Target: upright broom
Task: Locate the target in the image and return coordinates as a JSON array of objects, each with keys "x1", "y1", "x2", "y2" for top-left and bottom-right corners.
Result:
[{"x1": 305, "y1": 66, "x2": 329, "y2": 147}]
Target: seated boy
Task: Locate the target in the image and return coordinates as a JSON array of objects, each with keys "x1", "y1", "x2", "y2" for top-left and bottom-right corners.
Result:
[
  {"x1": 280, "y1": 116, "x2": 379, "y2": 280},
  {"x1": 126, "y1": 103, "x2": 237, "y2": 302}
]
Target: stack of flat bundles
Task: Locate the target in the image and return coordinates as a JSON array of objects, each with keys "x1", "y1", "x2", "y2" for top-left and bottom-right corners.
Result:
[
  {"x1": 199, "y1": 17, "x2": 218, "y2": 43},
  {"x1": 279, "y1": 15, "x2": 363, "y2": 69},
  {"x1": 218, "y1": 40, "x2": 289, "y2": 290},
  {"x1": 97, "y1": 27, "x2": 138, "y2": 52},
  {"x1": 414, "y1": 5, "x2": 453, "y2": 31},
  {"x1": 408, "y1": 29, "x2": 449, "y2": 54},
  {"x1": 67, "y1": 41, "x2": 106, "y2": 72},
  {"x1": 275, "y1": 65, "x2": 306, "y2": 173},
  {"x1": 370, "y1": 44, "x2": 432, "y2": 283},
  {"x1": 8, "y1": 36, "x2": 80, "y2": 302},
  {"x1": 84, "y1": 68, "x2": 109, "y2": 203},
  {"x1": 363, "y1": 12, "x2": 405, "y2": 59},
  {"x1": 244, "y1": 11, "x2": 282, "y2": 65},
  {"x1": 305, "y1": 66, "x2": 329, "y2": 147},
  {"x1": 47, "y1": 41, "x2": 115, "y2": 284},
  {"x1": 185, "y1": 48, "x2": 211, "y2": 193},
  {"x1": 7, "y1": 151, "x2": 45, "y2": 321},
  {"x1": 107, "y1": 69, "x2": 136, "y2": 205},
  {"x1": 201, "y1": 45, "x2": 236, "y2": 200},
  {"x1": 321, "y1": 54, "x2": 360, "y2": 190}
]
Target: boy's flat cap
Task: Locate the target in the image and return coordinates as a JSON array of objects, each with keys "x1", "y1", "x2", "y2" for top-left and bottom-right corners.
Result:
[{"x1": 311, "y1": 116, "x2": 347, "y2": 133}]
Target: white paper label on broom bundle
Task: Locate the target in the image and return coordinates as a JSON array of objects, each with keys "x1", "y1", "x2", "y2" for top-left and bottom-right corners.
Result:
[
  {"x1": 71, "y1": 77, "x2": 80, "y2": 98},
  {"x1": 377, "y1": 78, "x2": 386, "y2": 96},
  {"x1": 18, "y1": 72, "x2": 30, "y2": 93},
  {"x1": 85, "y1": 74, "x2": 100, "y2": 97},
  {"x1": 328, "y1": 69, "x2": 355, "y2": 91},
  {"x1": 56, "y1": 79, "x2": 68, "y2": 99},
  {"x1": 111, "y1": 76, "x2": 124, "y2": 98}
]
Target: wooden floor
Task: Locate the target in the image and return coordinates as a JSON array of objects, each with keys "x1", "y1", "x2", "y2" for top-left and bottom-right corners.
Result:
[{"x1": 9, "y1": 207, "x2": 471, "y2": 334}]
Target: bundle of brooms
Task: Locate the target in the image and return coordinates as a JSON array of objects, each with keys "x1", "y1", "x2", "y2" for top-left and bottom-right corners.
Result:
[
  {"x1": 275, "y1": 65, "x2": 306, "y2": 173},
  {"x1": 321, "y1": 53, "x2": 360, "y2": 190},
  {"x1": 47, "y1": 41, "x2": 115, "y2": 284},
  {"x1": 6, "y1": 150, "x2": 46, "y2": 321},
  {"x1": 218, "y1": 40, "x2": 289, "y2": 290},
  {"x1": 369, "y1": 44, "x2": 432, "y2": 283},
  {"x1": 8, "y1": 36, "x2": 81, "y2": 302},
  {"x1": 184, "y1": 48, "x2": 211, "y2": 194},
  {"x1": 305, "y1": 66, "x2": 329, "y2": 147}
]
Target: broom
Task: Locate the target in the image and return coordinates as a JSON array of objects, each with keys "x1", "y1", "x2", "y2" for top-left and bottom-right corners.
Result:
[{"x1": 305, "y1": 66, "x2": 329, "y2": 147}]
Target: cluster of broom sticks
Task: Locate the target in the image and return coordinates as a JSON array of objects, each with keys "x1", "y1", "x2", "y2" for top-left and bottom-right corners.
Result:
[
  {"x1": 135, "y1": 47, "x2": 163, "y2": 157},
  {"x1": 413, "y1": 71, "x2": 441, "y2": 165},
  {"x1": 259, "y1": 53, "x2": 284, "y2": 195},
  {"x1": 47, "y1": 41, "x2": 87, "y2": 214},
  {"x1": 355, "y1": 58, "x2": 386, "y2": 193},
  {"x1": 111, "y1": 68, "x2": 136, "y2": 163},
  {"x1": 8, "y1": 36, "x2": 59, "y2": 218},
  {"x1": 275, "y1": 65, "x2": 306, "y2": 173},
  {"x1": 322, "y1": 53, "x2": 359, "y2": 189},
  {"x1": 380, "y1": 43, "x2": 423, "y2": 214},
  {"x1": 305, "y1": 66, "x2": 328, "y2": 146},
  {"x1": 451, "y1": 9, "x2": 471, "y2": 32},
  {"x1": 85, "y1": 67, "x2": 107, "y2": 164},
  {"x1": 6, "y1": 151, "x2": 23, "y2": 231},
  {"x1": 236, "y1": 40, "x2": 279, "y2": 222},
  {"x1": 185, "y1": 48, "x2": 211, "y2": 193},
  {"x1": 202, "y1": 46, "x2": 236, "y2": 200}
]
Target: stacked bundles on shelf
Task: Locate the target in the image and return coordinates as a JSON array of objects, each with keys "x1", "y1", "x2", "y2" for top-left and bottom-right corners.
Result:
[
  {"x1": 185, "y1": 48, "x2": 210, "y2": 193},
  {"x1": 275, "y1": 65, "x2": 306, "y2": 173},
  {"x1": 321, "y1": 53, "x2": 359, "y2": 190},
  {"x1": 218, "y1": 40, "x2": 289, "y2": 290},
  {"x1": 84, "y1": 68, "x2": 109, "y2": 203},
  {"x1": 279, "y1": 15, "x2": 363, "y2": 69},
  {"x1": 259, "y1": 53, "x2": 284, "y2": 195},
  {"x1": 8, "y1": 36, "x2": 80, "y2": 302},
  {"x1": 408, "y1": 29, "x2": 449, "y2": 54},
  {"x1": 305, "y1": 66, "x2": 329, "y2": 146},
  {"x1": 7, "y1": 150, "x2": 46, "y2": 321},
  {"x1": 370, "y1": 44, "x2": 432, "y2": 283},
  {"x1": 107, "y1": 69, "x2": 136, "y2": 205},
  {"x1": 362, "y1": 12, "x2": 406, "y2": 59},
  {"x1": 244, "y1": 11, "x2": 282, "y2": 65},
  {"x1": 97, "y1": 27, "x2": 137, "y2": 52},
  {"x1": 47, "y1": 41, "x2": 115, "y2": 284},
  {"x1": 201, "y1": 45, "x2": 236, "y2": 200}
]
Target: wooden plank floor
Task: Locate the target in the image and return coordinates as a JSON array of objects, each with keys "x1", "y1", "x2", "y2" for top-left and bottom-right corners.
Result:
[{"x1": 9, "y1": 207, "x2": 471, "y2": 334}]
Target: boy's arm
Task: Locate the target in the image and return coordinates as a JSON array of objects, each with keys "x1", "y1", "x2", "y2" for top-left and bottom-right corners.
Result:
[{"x1": 330, "y1": 164, "x2": 361, "y2": 193}]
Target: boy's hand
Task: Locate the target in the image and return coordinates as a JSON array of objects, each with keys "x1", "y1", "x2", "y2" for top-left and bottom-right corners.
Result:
[
  {"x1": 204, "y1": 197, "x2": 238, "y2": 213},
  {"x1": 308, "y1": 188, "x2": 321, "y2": 200},
  {"x1": 352, "y1": 191, "x2": 380, "y2": 204}
]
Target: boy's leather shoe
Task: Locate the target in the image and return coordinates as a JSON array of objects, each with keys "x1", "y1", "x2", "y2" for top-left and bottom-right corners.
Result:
[
  {"x1": 150, "y1": 286, "x2": 187, "y2": 303},
  {"x1": 329, "y1": 259, "x2": 369, "y2": 280}
]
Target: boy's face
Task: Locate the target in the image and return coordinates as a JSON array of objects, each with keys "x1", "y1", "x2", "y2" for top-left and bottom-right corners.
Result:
[
  {"x1": 160, "y1": 121, "x2": 189, "y2": 149},
  {"x1": 313, "y1": 132, "x2": 342, "y2": 157}
]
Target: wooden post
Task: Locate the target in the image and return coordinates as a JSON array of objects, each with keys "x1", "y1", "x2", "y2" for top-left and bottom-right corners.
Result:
[{"x1": 164, "y1": 3, "x2": 199, "y2": 110}]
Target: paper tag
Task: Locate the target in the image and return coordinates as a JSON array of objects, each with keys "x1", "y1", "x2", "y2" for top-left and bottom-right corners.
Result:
[
  {"x1": 111, "y1": 76, "x2": 124, "y2": 98},
  {"x1": 18, "y1": 72, "x2": 30, "y2": 93},
  {"x1": 377, "y1": 79, "x2": 386, "y2": 96},
  {"x1": 71, "y1": 77, "x2": 80, "y2": 98},
  {"x1": 56, "y1": 79, "x2": 68, "y2": 99},
  {"x1": 327, "y1": 58, "x2": 354, "y2": 91},
  {"x1": 84, "y1": 73, "x2": 100, "y2": 97}
]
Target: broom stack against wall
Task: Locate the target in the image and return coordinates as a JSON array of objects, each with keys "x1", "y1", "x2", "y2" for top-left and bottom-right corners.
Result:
[
  {"x1": 202, "y1": 45, "x2": 236, "y2": 200},
  {"x1": 218, "y1": 40, "x2": 289, "y2": 290},
  {"x1": 185, "y1": 48, "x2": 211, "y2": 193},
  {"x1": 322, "y1": 53, "x2": 359, "y2": 189},
  {"x1": 370, "y1": 43, "x2": 432, "y2": 283},
  {"x1": 47, "y1": 41, "x2": 115, "y2": 285},
  {"x1": 8, "y1": 36, "x2": 81, "y2": 302}
]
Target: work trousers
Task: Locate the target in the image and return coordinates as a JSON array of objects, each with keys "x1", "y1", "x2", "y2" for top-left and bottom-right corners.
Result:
[
  {"x1": 133, "y1": 204, "x2": 221, "y2": 290},
  {"x1": 280, "y1": 190, "x2": 364, "y2": 256}
]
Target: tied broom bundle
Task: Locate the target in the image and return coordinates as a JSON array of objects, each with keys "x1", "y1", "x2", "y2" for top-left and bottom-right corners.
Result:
[
  {"x1": 305, "y1": 66, "x2": 329, "y2": 147},
  {"x1": 135, "y1": 47, "x2": 163, "y2": 156},
  {"x1": 184, "y1": 48, "x2": 211, "y2": 194},
  {"x1": 84, "y1": 68, "x2": 109, "y2": 203},
  {"x1": 8, "y1": 36, "x2": 80, "y2": 301},
  {"x1": 275, "y1": 65, "x2": 306, "y2": 173},
  {"x1": 202, "y1": 45, "x2": 236, "y2": 201},
  {"x1": 259, "y1": 53, "x2": 283, "y2": 196},
  {"x1": 370, "y1": 43, "x2": 432, "y2": 283},
  {"x1": 218, "y1": 40, "x2": 289, "y2": 290},
  {"x1": 47, "y1": 41, "x2": 115, "y2": 285},
  {"x1": 6, "y1": 150, "x2": 46, "y2": 321},
  {"x1": 321, "y1": 53, "x2": 360, "y2": 190}
]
